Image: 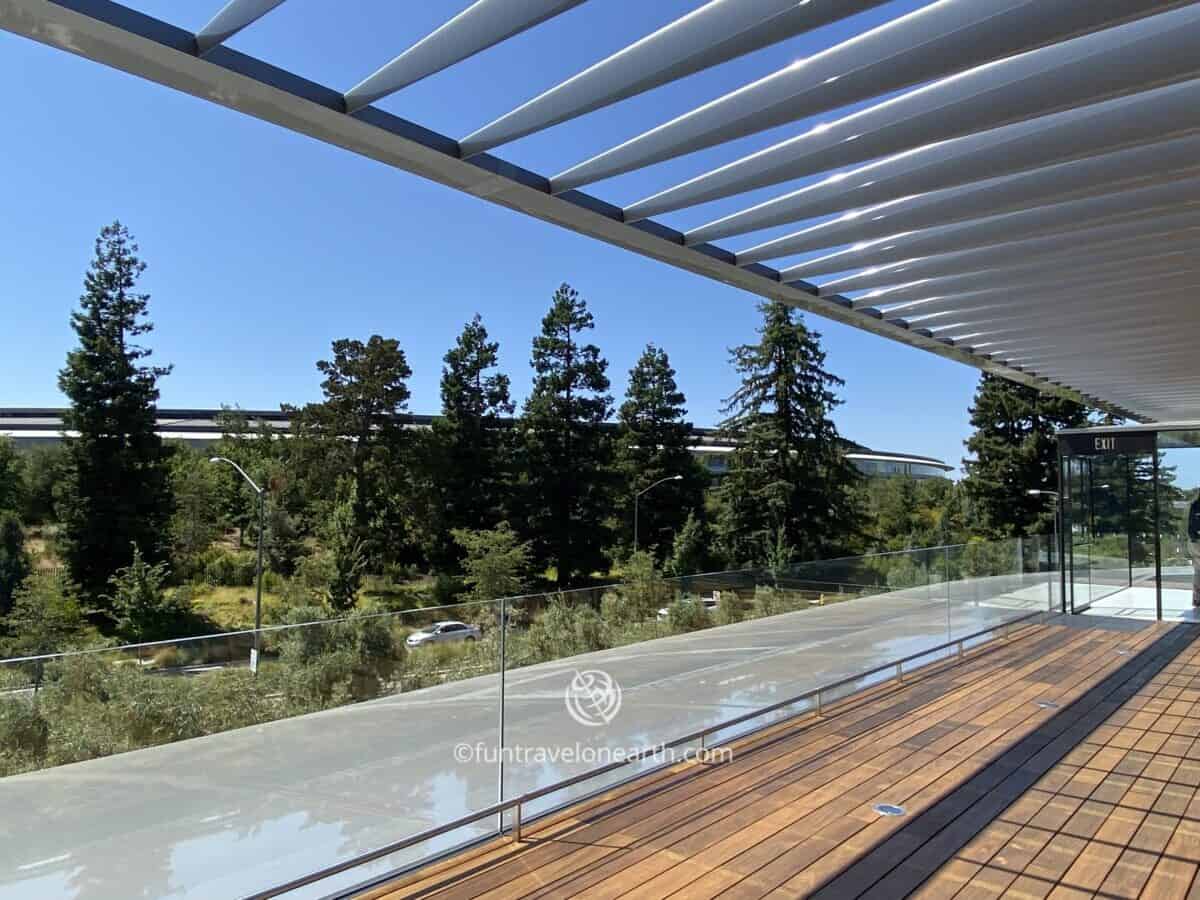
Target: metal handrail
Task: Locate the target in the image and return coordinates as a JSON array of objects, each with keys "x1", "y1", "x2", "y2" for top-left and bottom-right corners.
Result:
[{"x1": 246, "y1": 606, "x2": 1050, "y2": 900}]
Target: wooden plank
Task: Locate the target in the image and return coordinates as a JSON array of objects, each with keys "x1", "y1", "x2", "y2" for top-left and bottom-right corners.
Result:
[
  {"x1": 816, "y1": 628, "x2": 1190, "y2": 900},
  {"x1": 911, "y1": 624, "x2": 1200, "y2": 900},
  {"x1": 377, "y1": 627, "x2": 1080, "y2": 899},
  {"x1": 360, "y1": 621, "x2": 1198, "y2": 900}
]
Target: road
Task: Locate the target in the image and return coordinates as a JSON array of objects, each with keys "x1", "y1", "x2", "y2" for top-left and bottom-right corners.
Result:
[{"x1": 0, "y1": 572, "x2": 1054, "y2": 900}]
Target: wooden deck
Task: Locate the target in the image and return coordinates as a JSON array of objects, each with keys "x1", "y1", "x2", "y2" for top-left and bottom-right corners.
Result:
[{"x1": 359, "y1": 617, "x2": 1200, "y2": 900}]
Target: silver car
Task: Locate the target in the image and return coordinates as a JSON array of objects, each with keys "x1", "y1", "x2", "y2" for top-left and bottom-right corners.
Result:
[
  {"x1": 405, "y1": 620, "x2": 482, "y2": 648},
  {"x1": 657, "y1": 595, "x2": 720, "y2": 621}
]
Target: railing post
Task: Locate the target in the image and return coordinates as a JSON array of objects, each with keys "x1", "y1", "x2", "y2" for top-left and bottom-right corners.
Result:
[
  {"x1": 896, "y1": 661, "x2": 904, "y2": 683},
  {"x1": 512, "y1": 801, "x2": 521, "y2": 843},
  {"x1": 497, "y1": 597, "x2": 507, "y2": 834},
  {"x1": 816, "y1": 689, "x2": 823, "y2": 718},
  {"x1": 944, "y1": 545, "x2": 952, "y2": 644}
]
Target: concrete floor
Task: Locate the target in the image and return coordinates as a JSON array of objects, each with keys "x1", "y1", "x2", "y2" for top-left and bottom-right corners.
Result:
[{"x1": 0, "y1": 573, "x2": 1054, "y2": 900}]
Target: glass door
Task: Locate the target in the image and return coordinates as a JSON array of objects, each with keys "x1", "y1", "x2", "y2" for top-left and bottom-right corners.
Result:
[
  {"x1": 1064, "y1": 455, "x2": 1093, "y2": 614},
  {"x1": 1062, "y1": 448, "x2": 1158, "y2": 617}
]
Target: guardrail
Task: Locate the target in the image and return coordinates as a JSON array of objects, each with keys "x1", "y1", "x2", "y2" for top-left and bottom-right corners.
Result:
[{"x1": 246, "y1": 608, "x2": 1051, "y2": 900}]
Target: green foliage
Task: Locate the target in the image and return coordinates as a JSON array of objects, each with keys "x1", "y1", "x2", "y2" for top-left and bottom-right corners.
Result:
[
  {"x1": 666, "y1": 597, "x2": 711, "y2": 633},
  {"x1": 753, "y1": 584, "x2": 781, "y2": 619},
  {"x1": 884, "y1": 554, "x2": 927, "y2": 590},
  {"x1": 616, "y1": 344, "x2": 708, "y2": 561},
  {"x1": 167, "y1": 447, "x2": 225, "y2": 577},
  {"x1": 663, "y1": 510, "x2": 712, "y2": 577},
  {"x1": 3, "y1": 572, "x2": 87, "y2": 675},
  {"x1": 424, "y1": 315, "x2": 515, "y2": 569},
  {"x1": 763, "y1": 525, "x2": 796, "y2": 583},
  {"x1": 0, "y1": 437, "x2": 24, "y2": 514},
  {"x1": 611, "y1": 551, "x2": 672, "y2": 622},
  {"x1": 17, "y1": 444, "x2": 67, "y2": 525},
  {"x1": 0, "y1": 511, "x2": 31, "y2": 617},
  {"x1": 291, "y1": 335, "x2": 414, "y2": 568},
  {"x1": 862, "y1": 476, "x2": 968, "y2": 552},
  {"x1": 518, "y1": 284, "x2": 615, "y2": 588},
  {"x1": 714, "y1": 301, "x2": 861, "y2": 567},
  {"x1": 526, "y1": 595, "x2": 609, "y2": 659},
  {"x1": 0, "y1": 700, "x2": 50, "y2": 771},
  {"x1": 106, "y1": 544, "x2": 191, "y2": 643},
  {"x1": 961, "y1": 539, "x2": 1017, "y2": 578},
  {"x1": 0, "y1": 626, "x2": 407, "y2": 777},
  {"x1": 453, "y1": 522, "x2": 530, "y2": 609},
  {"x1": 715, "y1": 591, "x2": 743, "y2": 626},
  {"x1": 199, "y1": 547, "x2": 258, "y2": 587},
  {"x1": 275, "y1": 551, "x2": 337, "y2": 614},
  {"x1": 56, "y1": 222, "x2": 174, "y2": 604},
  {"x1": 962, "y1": 374, "x2": 1088, "y2": 537},
  {"x1": 325, "y1": 485, "x2": 367, "y2": 611}
]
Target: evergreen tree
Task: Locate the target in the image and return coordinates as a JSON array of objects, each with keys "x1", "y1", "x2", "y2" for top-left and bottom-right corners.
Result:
[
  {"x1": 664, "y1": 510, "x2": 713, "y2": 577},
  {"x1": 19, "y1": 444, "x2": 67, "y2": 526},
  {"x1": 106, "y1": 544, "x2": 188, "y2": 643},
  {"x1": 0, "y1": 437, "x2": 24, "y2": 514},
  {"x1": 0, "y1": 512, "x2": 30, "y2": 617},
  {"x1": 4, "y1": 572, "x2": 86, "y2": 664},
  {"x1": 167, "y1": 447, "x2": 225, "y2": 577},
  {"x1": 291, "y1": 336, "x2": 413, "y2": 567},
  {"x1": 863, "y1": 476, "x2": 967, "y2": 551},
  {"x1": 325, "y1": 483, "x2": 367, "y2": 611},
  {"x1": 519, "y1": 284, "x2": 614, "y2": 588},
  {"x1": 962, "y1": 374, "x2": 1089, "y2": 537},
  {"x1": 714, "y1": 301, "x2": 861, "y2": 566},
  {"x1": 56, "y1": 222, "x2": 174, "y2": 604},
  {"x1": 615, "y1": 344, "x2": 708, "y2": 562},
  {"x1": 429, "y1": 315, "x2": 515, "y2": 567},
  {"x1": 453, "y1": 522, "x2": 530, "y2": 606}
]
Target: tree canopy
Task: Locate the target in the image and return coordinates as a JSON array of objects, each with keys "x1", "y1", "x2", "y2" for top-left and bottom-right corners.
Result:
[
  {"x1": 518, "y1": 284, "x2": 614, "y2": 588},
  {"x1": 714, "y1": 301, "x2": 861, "y2": 566},
  {"x1": 962, "y1": 373, "x2": 1089, "y2": 537},
  {"x1": 56, "y1": 222, "x2": 173, "y2": 604},
  {"x1": 615, "y1": 344, "x2": 708, "y2": 562}
]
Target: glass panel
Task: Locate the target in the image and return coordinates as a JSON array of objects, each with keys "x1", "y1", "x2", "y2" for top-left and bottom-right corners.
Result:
[
  {"x1": 2, "y1": 540, "x2": 1056, "y2": 897},
  {"x1": 0, "y1": 601, "x2": 505, "y2": 899},
  {"x1": 1058, "y1": 441, "x2": 1161, "y2": 620},
  {"x1": 1065, "y1": 455, "x2": 1093, "y2": 613},
  {"x1": 1157, "y1": 430, "x2": 1200, "y2": 620},
  {"x1": 1086, "y1": 452, "x2": 1133, "y2": 607}
]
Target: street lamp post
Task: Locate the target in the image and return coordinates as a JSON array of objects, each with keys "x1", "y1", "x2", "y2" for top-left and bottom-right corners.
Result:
[
  {"x1": 211, "y1": 457, "x2": 265, "y2": 674},
  {"x1": 634, "y1": 475, "x2": 683, "y2": 553},
  {"x1": 1028, "y1": 489, "x2": 1061, "y2": 612}
]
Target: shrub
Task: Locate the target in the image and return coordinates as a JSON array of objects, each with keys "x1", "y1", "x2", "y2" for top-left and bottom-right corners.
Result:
[
  {"x1": 0, "y1": 699, "x2": 49, "y2": 763},
  {"x1": 885, "y1": 555, "x2": 926, "y2": 590},
  {"x1": 666, "y1": 598, "x2": 711, "y2": 633},
  {"x1": 107, "y1": 545, "x2": 193, "y2": 643},
  {"x1": 753, "y1": 584, "x2": 780, "y2": 618},
  {"x1": 616, "y1": 551, "x2": 673, "y2": 622},
  {"x1": 526, "y1": 596, "x2": 608, "y2": 661},
  {"x1": 200, "y1": 548, "x2": 257, "y2": 587},
  {"x1": 151, "y1": 646, "x2": 185, "y2": 669},
  {"x1": 715, "y1": 592, "x2": 743, "y2": 626},
  {"x1": 961, "y1": 539, "x2": 1017, "y2": 578},
  {"x1": 100, "y1": 667, "x2": 206, "y2": 747}
]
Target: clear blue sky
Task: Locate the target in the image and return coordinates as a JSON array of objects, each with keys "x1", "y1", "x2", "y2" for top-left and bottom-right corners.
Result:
[{"x1": 0, "y1": 0, "x2": 982, "y2": 471}]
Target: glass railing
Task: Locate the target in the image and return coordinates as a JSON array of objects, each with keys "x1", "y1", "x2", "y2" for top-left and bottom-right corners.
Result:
[{"x1": 0, "y1": 536, "x2": 1057, "y2": 899}]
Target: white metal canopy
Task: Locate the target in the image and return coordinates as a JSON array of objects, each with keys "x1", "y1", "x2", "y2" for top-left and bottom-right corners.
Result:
[{"x1": 4, "y1": 0, "x2": 1200, "y2": 422}]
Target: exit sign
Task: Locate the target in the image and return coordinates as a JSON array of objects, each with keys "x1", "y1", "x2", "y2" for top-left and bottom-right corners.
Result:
[{"x1": 1059, "y1": 432, "x2": 1156, "y2": 456}]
